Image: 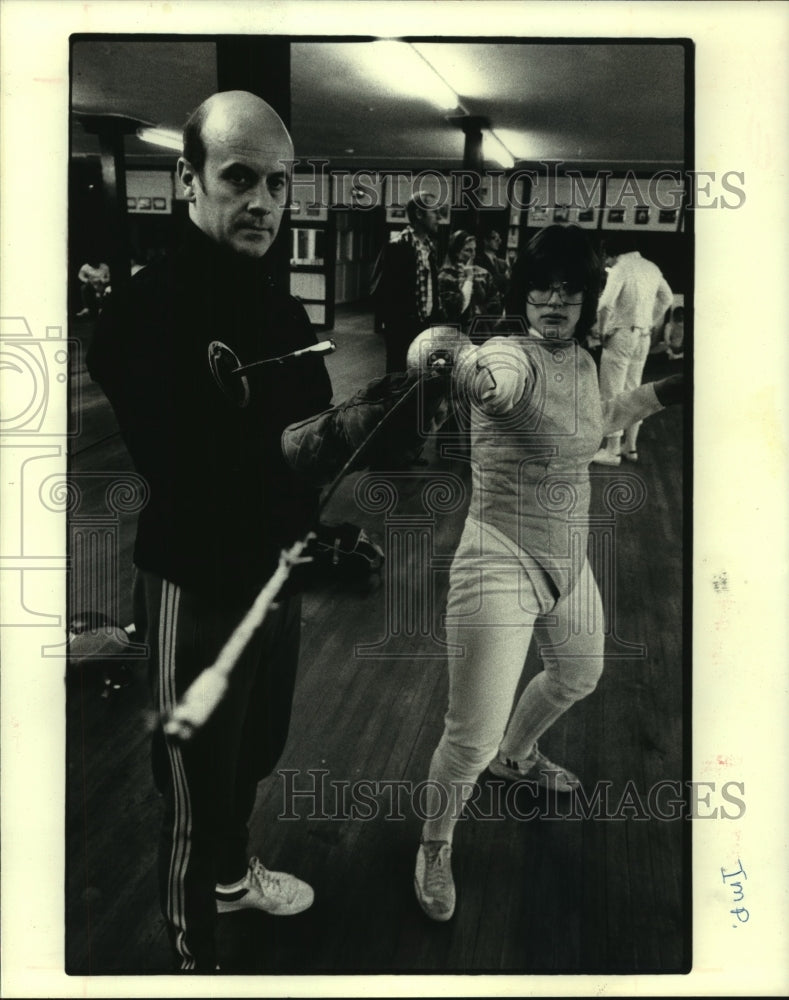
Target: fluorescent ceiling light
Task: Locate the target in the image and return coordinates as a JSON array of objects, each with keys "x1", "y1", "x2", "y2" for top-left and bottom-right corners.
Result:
[
  {"x1": 373, "y1": 40, "x2": 460, "y2": 112},
  {"x1": 491, "y1": 128, "x2": 540, "y2": 161},
  {"x1": 485, "y1": 130, "x2": 515, "y2": 169},
  {"x1": 137, "y1": 126, "x2": 182, "y2": 151},
  {"x1": 411, "y1": 43, "x2": 489, "y2": 101}
]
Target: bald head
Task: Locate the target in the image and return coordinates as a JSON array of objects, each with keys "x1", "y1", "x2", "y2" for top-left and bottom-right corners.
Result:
[
  {"x1": 178, "y1": 91, "x2": 294, "y2": 258},
  {"x1": 183, "y1": 91, "x2": 293, "y2": 174}
]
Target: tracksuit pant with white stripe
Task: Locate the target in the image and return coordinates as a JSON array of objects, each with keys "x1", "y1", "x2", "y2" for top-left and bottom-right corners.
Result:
[{"x1": 134, "y1": 569, "x2": 302, "y2": 972}]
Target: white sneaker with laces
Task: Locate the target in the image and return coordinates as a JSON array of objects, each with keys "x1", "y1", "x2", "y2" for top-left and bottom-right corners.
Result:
[
  {"x1": 414, "y1": 839, "x2": 455, "y2": 921},
  {"x1": 215, "y1": 856, "x2": 314, "y2": 916},
  {"x1": 592, "y1": 448, "x2": 621, "y2": 466},
  {"x1": 488, "y1": 745, "x2": 581, "y2": 793}
]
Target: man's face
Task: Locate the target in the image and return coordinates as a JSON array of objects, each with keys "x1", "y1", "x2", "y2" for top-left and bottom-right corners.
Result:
[
  {"x1": 485, "y1": 230, "x2": 502, "y2": 252},
  {"x1": 416, "y1": 202, "x2": 441, "y2": 236},
  {"x1": 180, "y1": 129, "x2": 292, "y2": 258}
]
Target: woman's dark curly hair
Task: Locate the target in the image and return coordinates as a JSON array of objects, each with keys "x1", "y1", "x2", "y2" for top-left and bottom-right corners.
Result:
[{"x1": 504, "y1": 224, "x2": 602, "y2": 338}]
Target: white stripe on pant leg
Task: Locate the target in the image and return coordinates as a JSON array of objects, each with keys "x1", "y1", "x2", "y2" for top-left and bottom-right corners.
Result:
[
  {"x1": 159, "y1": 584, "x2": 182, "y2": 956},
  {"x1": 167, "y1": 586, "x2": 196, "y2": 970},
  {"x1": 158, "y1": 580, "x2": 196, "y2": 969},
  {"x1": 167, "y1": 588, "x2": 194, "y2": 968},
  {"x1": 164, "y1": 584, "x2": 195, "y2": 969},
  {"x1": 159, "y1": 583, "x2": 185, "y2": 962}
]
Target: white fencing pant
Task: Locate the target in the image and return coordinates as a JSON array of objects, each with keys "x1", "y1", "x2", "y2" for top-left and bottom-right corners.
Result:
[
  {"x1": 598, "y1": 326, "x2": 651, "y2": 450},
  {"x1": 422, "y1": 520, "x2": 604, "y2": 843}
]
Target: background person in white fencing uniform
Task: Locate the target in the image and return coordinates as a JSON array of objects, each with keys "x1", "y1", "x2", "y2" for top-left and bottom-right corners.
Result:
[
  {"x1": 592, "y1": 240, "x2": 674, "y2": 465},
  {"x1": 412, "y1": 225, "x2": 684, "y2": 923}
]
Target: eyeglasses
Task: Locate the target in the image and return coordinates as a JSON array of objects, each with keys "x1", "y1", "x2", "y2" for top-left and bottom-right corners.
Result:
[{"x1": 526, "y1": 282, "x2": 584, "y2": 306}]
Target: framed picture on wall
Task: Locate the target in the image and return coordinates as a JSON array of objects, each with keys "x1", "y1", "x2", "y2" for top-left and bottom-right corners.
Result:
[
  {"x1": 605, "y1": 175, "x2": 684, "y2": 231},
  {"x1": 529, "y1": 205, "x2": 550, "y2": 225},
  {"x1": 386, "y1": 205, "x2": 408, "y2": 224},
  {"x1": 126, "y1": 170, "x2": 173, "y2": 214},
  {"x1": 290, "y1": 173, "x2": 330, "y2": 221}
]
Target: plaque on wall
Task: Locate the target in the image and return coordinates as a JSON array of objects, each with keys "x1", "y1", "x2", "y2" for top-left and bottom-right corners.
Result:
[{"x1": 126, "y1": 170, "x2": 173, "y2": 214}]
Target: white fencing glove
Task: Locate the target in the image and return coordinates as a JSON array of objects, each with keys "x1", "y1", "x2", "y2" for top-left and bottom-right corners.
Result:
[{"x1": 454, "y1": 337, "x2": 533, "y2": 415}]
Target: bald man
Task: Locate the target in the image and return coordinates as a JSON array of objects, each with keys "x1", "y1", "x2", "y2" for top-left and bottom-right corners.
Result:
[{"x1": 87, "y1": 91, "x2": 330, "y2": 971}]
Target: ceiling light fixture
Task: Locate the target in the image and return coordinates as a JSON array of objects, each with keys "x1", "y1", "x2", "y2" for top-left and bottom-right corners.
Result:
[
  {"x1": 136, "y1": 126, "x2": 183, "y2": 152},
  {"x1": 406, "y1": 42, "x2": 463, "y2": 111},
  {"x1": 374, "y1": 39, "x2": 463, "y2": 112},
  {"x1": 396, "y1": 43, "x2": 516, "y2": 166},
  {"x1": 484, "y1": 129, "x2": 516, "y2": 170}
]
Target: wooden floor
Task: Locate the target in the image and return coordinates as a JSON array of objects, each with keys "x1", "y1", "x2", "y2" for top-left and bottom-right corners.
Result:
[{"x1": 66, "y1": 305, "x2": 689, "y2": 976}]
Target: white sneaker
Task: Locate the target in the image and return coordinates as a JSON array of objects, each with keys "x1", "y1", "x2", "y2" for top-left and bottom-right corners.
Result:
[
  {"x1": 414, "y1": 840, "x2": 455, "y2": 921},
  {"x1": 592, "y1": 448, "x2": 621, "y2": 466},
  {"x1": 216, "y1": 857, "x2": 314, "y2": 916},
  {"x1": 488, "y1": 745, "x2": 581, "y2": 793}
]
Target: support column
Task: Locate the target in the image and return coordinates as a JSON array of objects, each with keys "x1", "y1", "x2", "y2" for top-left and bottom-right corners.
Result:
[
  {"x1": 447, "y1": 114, "x2": 487, "y2": 233},
  {"x1": 216, "y1": 37, "x2": 292, "y2": 288},
  {"x1": 78, "y1": 114, "x2": 137, "y2": 307}
]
